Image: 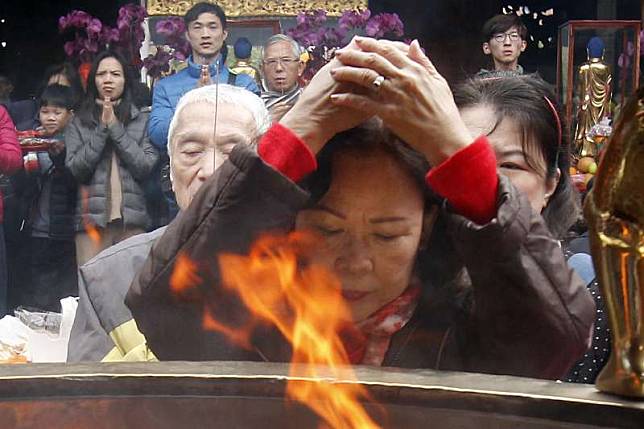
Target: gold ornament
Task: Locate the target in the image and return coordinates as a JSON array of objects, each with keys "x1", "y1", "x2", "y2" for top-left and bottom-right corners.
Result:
[
  {"x1": 585, "y1": 87, "x2": 644, "y2": 399},
  {"x1": 573, "y1": 53, "x2": 613, "y2": 159},
  {"x1": 147, "y1": 0, "x2": 368, "y2": 17}
]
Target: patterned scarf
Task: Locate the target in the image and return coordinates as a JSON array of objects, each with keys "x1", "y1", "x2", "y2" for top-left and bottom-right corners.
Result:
[
  {"x1": 339, "y1": 284, "x2": 421, "y2": 366},
  {"x1": 260, "y1": 85, "x2": 303, "y2": 110}
]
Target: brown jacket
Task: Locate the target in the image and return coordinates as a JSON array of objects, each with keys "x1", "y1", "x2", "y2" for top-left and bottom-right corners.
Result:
[{"x1": 126, "y1": 145, "x2": 595, "y2": 379}]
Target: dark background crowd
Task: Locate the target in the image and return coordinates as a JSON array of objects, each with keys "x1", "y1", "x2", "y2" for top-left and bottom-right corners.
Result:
[{"x1": 0, "y1": 0, "x2": 642, "y2": 99}]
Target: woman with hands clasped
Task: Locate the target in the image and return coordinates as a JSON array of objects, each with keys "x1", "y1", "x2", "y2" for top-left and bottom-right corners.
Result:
[
  {"x1": 127, "y1": 38, "x2": 594, "y2": 379},
  {"x1": 65, "y1": 51, "x2": 158, "y2": 266}
]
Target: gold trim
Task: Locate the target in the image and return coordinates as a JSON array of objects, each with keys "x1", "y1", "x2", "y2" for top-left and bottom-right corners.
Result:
[{"x1": 147, "y1": 0, "x2": 368, "y2": 17}]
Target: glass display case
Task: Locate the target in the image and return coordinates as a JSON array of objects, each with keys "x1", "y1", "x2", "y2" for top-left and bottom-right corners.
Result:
[{"x1": 557, "y1": 20, "x2": 640, "y2": 159}]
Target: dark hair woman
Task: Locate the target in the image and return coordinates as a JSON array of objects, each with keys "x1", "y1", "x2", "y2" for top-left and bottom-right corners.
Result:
[
  {"x1": 40, "y1": 62, "x2": 84, "y2": 109},
  {"x1": 453, "y1": 76, "x2": 609, "y2": 384},
  {"x1": 126, "y1": 38, "x2": 595, "y2": 380},
  {"x1": 8, "y1": 62, "x2": 84, "y2": 131},
  {"x1": 453, "y1": 75, "x2": 579, "y2": 239},
  {"x1": 65, "y1": 51, "x2": 158, "y2": 266}
]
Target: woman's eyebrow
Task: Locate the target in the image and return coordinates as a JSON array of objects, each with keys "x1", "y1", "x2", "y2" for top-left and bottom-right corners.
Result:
[
  {"x1": 370, "y1": 216, "x2": 409, "y2": 224},
  {"x1": 497, "y1": 149, "x2": 525, "y2": 157},
  {"x1": 307, "y1": 204, "x2": 346, "y2": 219}
]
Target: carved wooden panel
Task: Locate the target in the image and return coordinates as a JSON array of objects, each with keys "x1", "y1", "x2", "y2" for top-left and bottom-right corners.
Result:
[{"x1": 147, "y1": 0, "x2": 368, "y2": 17}]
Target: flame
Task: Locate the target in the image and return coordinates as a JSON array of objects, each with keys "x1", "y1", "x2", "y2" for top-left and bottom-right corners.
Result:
[
  {"x1": 170, "y1": 252, "x2": 201, "y2": 294},
  {"x1": 172, "y1": 232, "x2": 380, "y2": 428},
  {"x1": 80, "y1": 187, "x2": 101, "y2": 244},
  {"x1": 202, "y1": 307, "x2": 253, "y2": 350}
]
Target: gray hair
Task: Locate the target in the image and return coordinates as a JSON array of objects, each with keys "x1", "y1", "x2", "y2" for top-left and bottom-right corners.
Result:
[
  {"x1": 167, "y1": 84, "x2": 270, "y2": 157},
  {"x1": 262, "y1": 34, "x2": 301, "y2": 59}
]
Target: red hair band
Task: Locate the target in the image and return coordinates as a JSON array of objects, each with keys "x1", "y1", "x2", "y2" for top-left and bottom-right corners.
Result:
[{"x1": 543, "y1": 96, "x2": 562, "y2": 147}]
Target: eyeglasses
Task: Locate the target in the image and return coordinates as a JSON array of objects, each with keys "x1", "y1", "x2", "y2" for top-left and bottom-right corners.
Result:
[
  {"x1": 493, "y1": 32, "x2": 521, "y2": 43},
  {"x1": 263, "y1": 57, "x2": 299, "y2": 68}
]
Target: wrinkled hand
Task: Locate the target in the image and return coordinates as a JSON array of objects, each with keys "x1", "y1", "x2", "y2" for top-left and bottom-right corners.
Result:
[
  {"x1": 268, "y1": 101, "x2": 293, "y2": 124},
  {"x1": 101, "y1": 97, "x2": 116, "y2": 125},
  {"x1": 330, "y1": 37, "x2": 473, "y2": 166},
  {"x1": 280, "y1": 39, "x2": 373, "y2": 155}
]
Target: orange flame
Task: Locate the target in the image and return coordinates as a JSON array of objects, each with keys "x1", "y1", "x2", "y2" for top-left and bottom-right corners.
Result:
[
  {"x1": 172, "y1": 232, "x2": 380, "y2": 428},
  {"x1": 170, "y1": 252, "x2": 201, "y2": 294},
  {"x1": 80, "y1": 187, "x2": 101, "y2": 244}
]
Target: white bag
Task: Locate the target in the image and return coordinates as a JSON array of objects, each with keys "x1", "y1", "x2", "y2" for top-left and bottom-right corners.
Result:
[
  {"x1": 26, "y1": 297, "x2": 78, "y2": 363},
  {"x1": 0, "y1": 315, "x2": 30, "y2": 361}
]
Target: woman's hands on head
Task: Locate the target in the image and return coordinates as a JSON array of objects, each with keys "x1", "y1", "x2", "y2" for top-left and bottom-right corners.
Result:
[
  {"x1": 330, "y1": 37, "x2": 473, "y2": 166},
  {"x1": 279, "y1": 39, "x2": 373, "y2": 155}
]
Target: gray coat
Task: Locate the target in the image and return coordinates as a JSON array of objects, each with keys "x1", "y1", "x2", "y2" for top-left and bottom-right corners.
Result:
[
  {"x1": 65, "y1": 106, "x2": 158, "y2": 231},
  {"x1": 67, "y1": 226, "x2": 166, "y2": 362}
]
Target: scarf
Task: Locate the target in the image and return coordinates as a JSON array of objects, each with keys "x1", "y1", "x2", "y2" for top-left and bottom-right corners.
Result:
[
  {"x1": 476, "y1": 64, "x2": 525, "y2": 79},
  {"x1": 261, "y1": 85, "x2": 303, "y2": 110},
  {"x1": 339, "y1": 284, "x2": 421, "y2": 366}
]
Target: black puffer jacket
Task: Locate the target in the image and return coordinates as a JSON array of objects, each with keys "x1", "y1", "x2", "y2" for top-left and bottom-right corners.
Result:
[
  {"x1": 126, "y1": 145, "x2": 595, "y2": 379},
  {"x1": 65, "y1": 106, "x2": 158, "y2": 231},
  {"x1": 23, "y1": 149, "x2": 77, "y2": 239}
]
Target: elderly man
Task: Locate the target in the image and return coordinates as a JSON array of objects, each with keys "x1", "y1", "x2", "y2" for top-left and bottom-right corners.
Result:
[
  {"x1": 67, "y1": 85, "x2": 270, "y2": 362},
  {"x1": 260, "y1": 34, "x2": 306, "y2": 122}
]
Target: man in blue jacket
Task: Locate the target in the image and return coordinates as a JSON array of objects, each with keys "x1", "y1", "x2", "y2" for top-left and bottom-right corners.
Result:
[{"x1": 148, "y1": 2, "x2": 260, "y2": 151}]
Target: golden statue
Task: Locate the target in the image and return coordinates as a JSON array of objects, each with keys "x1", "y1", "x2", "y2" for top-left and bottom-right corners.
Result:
[
  {"x1": 585, "y1": 86, "x2": 644, "y2": 398},
  {"x1": 230, "y1": 60, "x2": 262, "y2": 85},
  {"x1": 574, "y1": 37, "x2": 613, "y2": 158}
]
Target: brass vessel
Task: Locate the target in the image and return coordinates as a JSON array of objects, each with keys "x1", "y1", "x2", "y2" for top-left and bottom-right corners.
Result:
[
  {"x1": 1, "y1": 362, "x2": 643, "y2": 427},
  {"x1": 585, "y1": 87, "x2": 644, "y2": 398}
]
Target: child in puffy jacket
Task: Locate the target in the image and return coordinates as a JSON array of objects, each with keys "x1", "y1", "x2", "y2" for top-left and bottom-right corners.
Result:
[{"x1": 14, "y1": 84, "x2": 77, "y2": 311}]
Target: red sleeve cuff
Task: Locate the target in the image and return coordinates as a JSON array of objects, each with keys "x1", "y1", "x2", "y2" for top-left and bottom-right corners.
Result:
[
  {"x1": 426, "y1": 136, "x2": 498, "y2": 224},
  {"x1": 258, "y1": 123, "x2": 317, "y2": 183}
]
